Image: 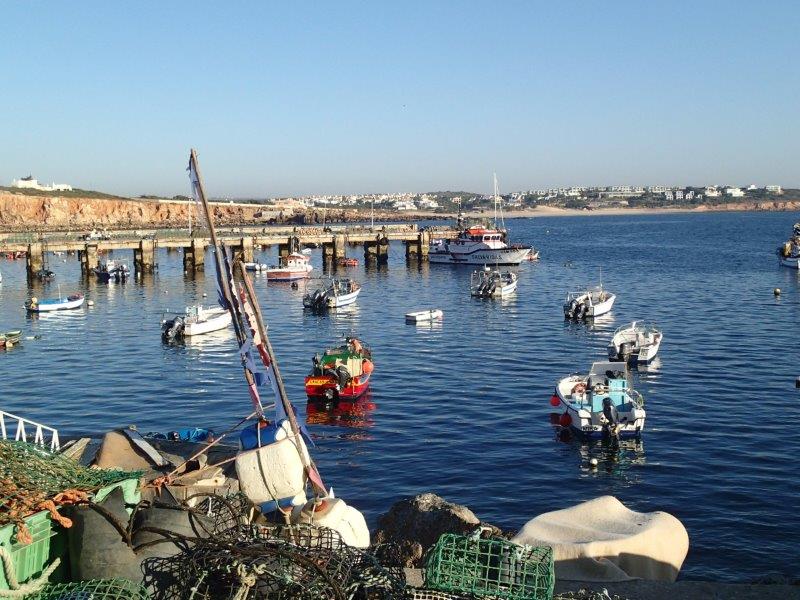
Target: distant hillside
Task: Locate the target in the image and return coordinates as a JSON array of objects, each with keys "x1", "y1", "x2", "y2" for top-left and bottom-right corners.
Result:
[{"x1": 0, "y1": 186, "x2": 127, "y2": 200}]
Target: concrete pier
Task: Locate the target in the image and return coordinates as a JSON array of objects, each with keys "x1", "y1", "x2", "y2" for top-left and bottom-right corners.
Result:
[
  {"x1": 78, "y1": 244, "x2": 99, "y2": 277},
  {"x1": 364, "y1": 236, "x2": 390, "y2": 263},
  {"x1": 405, "y1": 231, "x2": 430, "y2": 261},
  {"x1": 26, "y1": 242, "x2": 44, "y2": 278},
  {"x1": 183, "y1": 238, "x2": 205, "y2": 272},
  {"x1": 134, "y1": 240, "x2": 156, "y2": 274}
]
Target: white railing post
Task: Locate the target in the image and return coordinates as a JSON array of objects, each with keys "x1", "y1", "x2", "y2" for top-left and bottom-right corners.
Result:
[{"x1": 0, "y1": 410, "x2": 60, "y2": 451}]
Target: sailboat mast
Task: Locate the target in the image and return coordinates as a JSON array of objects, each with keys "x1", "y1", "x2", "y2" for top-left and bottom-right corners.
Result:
[{"x1": 493, "y1": 172, "x2": 498, "y2": 226}]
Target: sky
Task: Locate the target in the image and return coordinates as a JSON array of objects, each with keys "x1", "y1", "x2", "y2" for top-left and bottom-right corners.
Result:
[{"x1": 1, "y1": 1, "x2": 798, "y2": 198}]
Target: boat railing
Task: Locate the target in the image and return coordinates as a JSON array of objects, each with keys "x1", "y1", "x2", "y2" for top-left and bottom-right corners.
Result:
[{"x1": 0, "y1": 409, "x2": 60, "y2": 451}]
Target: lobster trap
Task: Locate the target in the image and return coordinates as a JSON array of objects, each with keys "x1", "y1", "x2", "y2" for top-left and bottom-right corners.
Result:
[
  {"x1": 24, "y1": 577, "x2": 150, "y2": 599},
  {"x1": 424, "y1": 532, "x2": 554, "y2": 600}
]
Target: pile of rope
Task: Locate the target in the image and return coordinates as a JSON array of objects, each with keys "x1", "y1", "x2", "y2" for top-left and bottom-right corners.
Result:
[
  {"x1": 0, "y1": 440, "x2": 141, "y2": 539},
  {"x1": 135, "y1": 496, "x2": 407, "y2": 600}
]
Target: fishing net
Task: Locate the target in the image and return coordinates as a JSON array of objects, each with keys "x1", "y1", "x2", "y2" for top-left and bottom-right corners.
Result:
[
  {"x1": 143, "y1": 520, "x2": 408, "y2": 600},
  {"x1": 424, "y1": 533, "x2": 554, "y2": 600},
  {"x1": 22, "y1": 578, "x2": 150, "y2": 599},
  {"x1": 0, "y1": 440, "x2": 142, "y2": 528}
]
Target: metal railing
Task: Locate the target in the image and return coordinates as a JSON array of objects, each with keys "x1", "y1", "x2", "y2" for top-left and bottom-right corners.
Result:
[{"x1": 0, "y1": 409, "x2": 60, "y2": 451}]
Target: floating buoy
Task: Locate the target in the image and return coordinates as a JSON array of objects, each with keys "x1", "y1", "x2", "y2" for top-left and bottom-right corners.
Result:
[
  {"x1": 164, "y1": 290, "x2": 168, "y2": 294},
  {"x1": 559, "y1": 413, "x2": 572, "y2": 428},
  {"x1": 202, "y1": 292, "x2": 207, "y2": 297},
  {"x1": 774, "y1": 288, "x2": 781, "y2": 296},
  {"x1": 87, "y1": 300, "x2": 94, "y2": 306},
  {"x1": 549, "y1": 395, "x2": 560, "y2": 407},
  {"x1": 589, "y1": 458, "x2": 598, "y2": 467}
]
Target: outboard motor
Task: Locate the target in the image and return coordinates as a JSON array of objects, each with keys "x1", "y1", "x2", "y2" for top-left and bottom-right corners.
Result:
[
  {"x1": 161, "y1": 316, "x2": 185, "y2": 342},
  {"x1": 336, "y1": 365, "x2": 351, "y2": 389},
  {"x1": 619, "y1": 341, "x2": 635, "y2": 361},
  {"x1": 576, "y1": 303, "x2": 588, "y2": 320},
  {"x1": 602, "y1": 397, "x2": 620, "y2": 441},
  {"x1": 312, "y1": 354, "x2": 323, "y2": 376}
]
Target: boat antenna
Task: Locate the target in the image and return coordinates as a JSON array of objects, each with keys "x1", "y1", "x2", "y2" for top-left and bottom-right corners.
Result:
[{"x1": 493, "y1": 172, "x2": 498, "y2": 227}]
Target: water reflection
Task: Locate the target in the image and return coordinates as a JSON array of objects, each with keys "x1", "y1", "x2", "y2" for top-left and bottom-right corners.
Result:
[{"x1": 306, "y1": 392, "x2": 376, "y2": 429}]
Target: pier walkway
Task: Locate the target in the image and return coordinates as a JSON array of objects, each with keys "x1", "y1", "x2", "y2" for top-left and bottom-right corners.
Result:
[{"x1": 0, "y1": 224, "x2": 458, "y2": 277}]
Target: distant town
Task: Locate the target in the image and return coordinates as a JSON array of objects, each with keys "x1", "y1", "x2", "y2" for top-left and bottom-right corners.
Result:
[{"x1": 4, "y1": 174, "x2": 795, "y2": 214}]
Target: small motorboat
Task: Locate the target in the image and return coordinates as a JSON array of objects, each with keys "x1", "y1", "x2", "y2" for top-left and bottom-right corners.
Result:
[
  {"x1": 303, "y1": 278, "x2": 361, "y2": 310},
  {"x1": 305, "y1": 337, "x2": 374, "y2": 402},
  {"x1": 552, "y1": 361, "x2": 646, "y2": 439},
  {"x1": 405, "y1": 309, "x2": 444, "y2": 323},
  {"x1": 608, "y1": 321, "x2": 663, "y2": 364},
  {"x1": 35, "y1": 268, "x2": 55, "y2": 281},
  {"x1": 244, "y1": 261, "x2": 268, "y2": 272},
  {"x1": 0, "y1": 330, "x2": 22, "y2": 348},
  {"x1": 338, "y1": 257, "x2": 359, "y2": 267},
  {"x1": 92, "y1": 260, "x2": 130, "y2": 283},
  {"x1": 525, "y1": 249, "x2": 541, "y2": 261},
  {"x1": 564, "y1": 285, "x2": 616, "y2": 320},
  {"x1": 161, "y1": 305, "x2": 232, "y2": 342},
  {"x1": 470, "y1": 268, "x2": 517, "y2": 298},
  {"x1": 265, "y1": 252, "x2": 313, "y2": 281},
  {"x1": 25, "y1": 293, "x2": 85, "y2": 312},
  {"x1": 777, "y1": 223, "x2": 800, "y2": 269}
]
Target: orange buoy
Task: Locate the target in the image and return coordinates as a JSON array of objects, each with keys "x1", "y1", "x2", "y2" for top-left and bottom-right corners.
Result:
[
  {"x1": 549, "y1": 395, "x2": 560, "y2": 407},
  {"x1": 361, "y1": 359, "x2": 374, "y2": 374},
  {"x1": 559, "y1": 413, "x2": 572, "y2": 428}
]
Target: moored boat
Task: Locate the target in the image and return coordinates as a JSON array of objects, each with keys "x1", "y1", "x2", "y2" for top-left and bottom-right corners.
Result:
[
  {"x1": 608, "y1": 321, "x2": 663, "y2": 364},
  {"x1": 265, "y1": 252, "x2": 313, "y2": 281},
  {"x1": 470, "y1": 268, "x2": 517, "y2": 297},
  {"x1": 0, "y1": 329, "x2": 22, "y2": 348},
  {"x1": 244, "y1": 260, "x2": 268, "y2": 272},
  {"x1": 36, "y1": 268, "x2": 55, "y2": 281},
  {"x1": 564, "y1": 285, "x2": 616, "y2": 320},
  {"x1": 338, "y1": 257, "x2": 359, "y2": 267},
  {"x1": 777, "y1": 223, "x2": 800, "y2": 269},
  {"x1": 552, "y1": 361, "x2": 646, "y2": 439},
  {"x1": 405, "y1": 308, "x2": 444, "y2": 322},
  {"x1": 25, "y1": 293, "x2": 85, "y2": 312},
  {"x1": 92, "y1": 260, "x2": 131, "y2": 282},
  {"x1": 303, "y1": 278, "x2": 361, "y2": 310},
  {"x1": 161, "y1": 305, "x2": 232, "y2": 341},
  {"x1": 305, "y1": 337, "x2": 374, "y2": 402}
]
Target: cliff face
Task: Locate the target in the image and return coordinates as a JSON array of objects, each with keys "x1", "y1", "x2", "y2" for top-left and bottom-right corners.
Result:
[
  {"x1": 0, "y1": 193, "x2": 363, "y2": 230},
  {"x1": 693, "y1": 200, "x2": 800, "y2": 212}
]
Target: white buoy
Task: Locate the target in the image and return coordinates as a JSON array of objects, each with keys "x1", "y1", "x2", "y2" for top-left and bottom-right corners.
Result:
[
  {"x1": 202, "y1": 292, "x2": 207, "y2": 297},
  {"x1": 87, "y1": 300, "x2": 94, "y2": 306},
  {"x1": 774, "y1": 288, "x2": 781, "y2": 296},
  {"x1": 589, "y1": 458, "x2": 598, "y2": 467}
]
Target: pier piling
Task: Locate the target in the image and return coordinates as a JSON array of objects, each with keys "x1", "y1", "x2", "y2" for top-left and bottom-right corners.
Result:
[
  {"x1": 26, "y1": 242, "x2": 44, "y2": 278},
  {"x1": 134, "y1": 239, "x2": 156, "y2": 274}
]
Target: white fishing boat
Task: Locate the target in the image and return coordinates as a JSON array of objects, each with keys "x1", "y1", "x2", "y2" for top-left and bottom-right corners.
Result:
[
  {"x1": 265, "y1": 252, "x2": 313, "y2": 281},
  {"x1": 552, "y1": 361, "x2": 646, "y2": 439},
  {"x1": 92, "y1": 260, "x2": 130, "y2": 283},
  {"x1": 470, "y1": 268, "x2": 517, "y2": 298},
  {"x1": 405, "y1": 309, "x2": 444, "y2": 323},
  {"x1": 429, "y1": 174, "x2": 533, "y2": 265},
  {"x1": 777, "y1": 223, "x2": 800, "y2": 269},
  {"x1": 607, "y1": 321, "x2": 663, "y2": 364},
  {"x1": 303, "y1": 278, "x2": 361, "y2": 310},
  {"x1": 564, "y1": 285, "x2": 616, "y2": 320},
  {"x1": 161, "y1": 305, "x2": 232, "y2": 341},
  {"x1": 24, "y1": 292, "x2": 85, "y2": 312}
]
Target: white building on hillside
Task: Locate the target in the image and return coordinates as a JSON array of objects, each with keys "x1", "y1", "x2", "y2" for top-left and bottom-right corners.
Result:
[
  {"x1": 725, "y1": 187, "x2": 744, "y2": 197},
  {"x1": 705, "y1": 186, "x2": 721, "y2": 197},
  {"x1": 11, "y1": 175, "x2": 73, "y2": 192},
  {"x1": 766, "y1": 185, "x2": 783, "y2": 194}
]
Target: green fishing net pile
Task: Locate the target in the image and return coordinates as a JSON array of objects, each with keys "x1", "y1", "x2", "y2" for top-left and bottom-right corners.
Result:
[{"x1": 0, "y1": 439, "x2": 141, "y2": 526}]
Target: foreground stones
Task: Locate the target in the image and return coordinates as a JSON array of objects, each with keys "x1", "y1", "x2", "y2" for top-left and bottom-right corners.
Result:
[{"x1": 372, "y1": 492, "x2": 505, "y2": 567}]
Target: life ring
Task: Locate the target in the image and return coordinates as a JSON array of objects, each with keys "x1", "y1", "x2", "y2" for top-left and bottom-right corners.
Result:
[{"x1": 571, "y1": 382, "x2": 586, "y2": 395}]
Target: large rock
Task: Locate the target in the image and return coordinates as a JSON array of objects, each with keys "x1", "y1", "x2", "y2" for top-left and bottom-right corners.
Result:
[{"x1": 372, "y1": 493, "x2": 502, "y2": 567}]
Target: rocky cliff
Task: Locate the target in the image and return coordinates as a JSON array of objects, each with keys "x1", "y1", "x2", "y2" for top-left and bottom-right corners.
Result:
[{"x1": 0, "y1": 192, "x2": 380, "y2": 230}]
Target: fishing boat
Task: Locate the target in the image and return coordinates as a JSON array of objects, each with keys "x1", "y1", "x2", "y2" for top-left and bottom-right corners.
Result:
[
  {"x1": 305, "y1": 337, "x2": 374, "y2": 402},
  {"x1": 35, "y1": 268, "x2": 55, "y2": 281},
  {"x1": 338, "y1": 257, "x2": 359, "y2": 267},
  {"x1": 92, "y1": 260, "x2": 131, "y2": 283},
  {"x1": 265, "y1": 252, "x2": 313, "y2": 281},
  {"x1": 470, "y1": 268, "x2": 517, "y2": 297},
  {"x1": 161, "y1": 305, "x2": 232, "y2": 341},
  {"x1": 303, "y1": 278, "x2": 361, "y2": 310},
  {"x1": 777, "y1": 223, "x2": 800, "y2": 269},
  {"x1": 564, "y1": 285, "x2": 616, "y2": 320},
  {"x1": 405, "y1": 308, "x2": 444, "y2": 323},
  {"x1": 526, "y1": 249, "x2": 541, "y2": 261},
  {"x1": 608, "y1": 321, "x2": 663, "y2": 364},
  {"x1": 25, "y1": 293, "x2": 85, "y2": 312},
  {"x1": 552, "y1": 361, "x2": 646, "y2": 439},
  {"x1": 429, "y1": 174, "x2": 533, "y2": 265},
  {"x1": 0, "y1": 330, "x2": 22, "y2": 348}
]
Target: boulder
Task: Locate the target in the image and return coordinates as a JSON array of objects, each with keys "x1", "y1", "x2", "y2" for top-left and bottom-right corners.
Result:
[{"x1": 372, "y1": 493, "x2": 503, "y2": 567}]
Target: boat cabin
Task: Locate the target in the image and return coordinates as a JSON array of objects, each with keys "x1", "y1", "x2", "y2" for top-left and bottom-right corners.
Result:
[{"x1": 582, "y1": 361, "x2": 634, "y2": 412}]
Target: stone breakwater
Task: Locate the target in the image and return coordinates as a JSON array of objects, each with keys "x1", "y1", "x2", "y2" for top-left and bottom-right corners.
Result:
[{"x1": 0, "y1": 192, "x2": 402, "y2": 231}]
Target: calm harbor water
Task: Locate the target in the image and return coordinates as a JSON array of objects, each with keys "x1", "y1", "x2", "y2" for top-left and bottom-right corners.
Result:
[{"x1": 1, "y1": 211, "x2": 799, "y2": 581}]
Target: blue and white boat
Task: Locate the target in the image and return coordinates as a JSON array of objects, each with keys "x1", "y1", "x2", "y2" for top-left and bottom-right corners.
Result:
[
  {"x1": 25, "y1": 292, "x2": 85, "y2": 312},
  {"x1": 552, "y1": 361, "x2": 646, "y2": 439},
  {"x1": 93, "y1": 260, "x2": 131, "y2": 283},
  {"x1": 303, "y1": 278, "x2": 361, "y2": 310}
]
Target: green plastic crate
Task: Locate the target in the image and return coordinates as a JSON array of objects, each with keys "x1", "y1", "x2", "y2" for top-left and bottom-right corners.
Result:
[
  {"x1": 93, "y1": 477, "x2": 141, "y2": 513},
  {"x1": 0, "y1": 510, "x2": 68, "y2": 592},
  {"x1": 424, "y1": 533, "x2": 554, "y2": 600},
  {"x1": 23, "y1": 578, "x2": 150, "y2": 599}
]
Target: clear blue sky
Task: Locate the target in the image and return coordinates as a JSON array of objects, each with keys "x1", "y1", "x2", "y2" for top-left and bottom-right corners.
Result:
[{"x1": 1, "y1": 1, "x2": 798, "y2": 197}]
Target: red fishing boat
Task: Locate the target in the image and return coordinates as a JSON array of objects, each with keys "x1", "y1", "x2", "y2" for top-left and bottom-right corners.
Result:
[
  {"x1": 338, "y1": 257, "x2": 358, "y2": 267},
  {"x1": 305, "y1": 337, "x2": 374, "y2": 402}
]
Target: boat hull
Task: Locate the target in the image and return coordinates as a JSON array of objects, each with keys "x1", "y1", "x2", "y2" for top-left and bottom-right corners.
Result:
[
  {"x1": 183, "y1": 310, "x2": 232, "y2": 336},
  {"x1": 779, "y1": 256, "x2": 800, "y2": 269},
  {"x1": 26, "y1": 296, "x2": 85, "y2": 312},
  {"x1": 554, "y1": 381, "x2": 645, "y2": 439},
  {"x1": 405, "y1": 309, "x2": 443, "y2": 322},
  {"x1": 266, "y1": 270, "x2": 311, "y2": 281},
  {"x1": 305, "y1": 374, "x2": 371, "y2": 401},
  {"x1": 429, "y1": 246, "x2": 531, "y2": 265},
  {"x1": 326, "y1": 289, "x2": 360, "y2": 307}
]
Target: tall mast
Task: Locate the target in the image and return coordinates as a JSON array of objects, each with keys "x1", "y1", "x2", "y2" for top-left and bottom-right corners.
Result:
[{"x1": 493, "y1": 172, "x2": 498, "y2": 226}]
